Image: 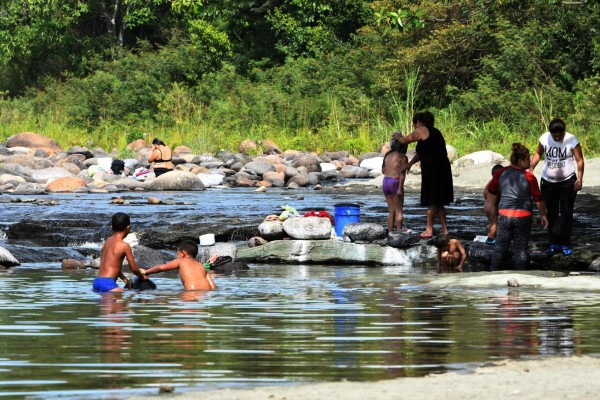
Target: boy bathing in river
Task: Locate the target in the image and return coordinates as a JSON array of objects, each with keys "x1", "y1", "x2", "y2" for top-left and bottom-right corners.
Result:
[
  {"x1": 140, "y1": 240, "x2": 217, "y2": 291},
  {"x1": 431, "y1": 233, "x2": 467, "y2": 273},
  {"x1": 93, "y1": 212, "x2": 147, "y2": 292},
  {"x1": 382, "y1": 133, "x2": 409, "y2": 233}
]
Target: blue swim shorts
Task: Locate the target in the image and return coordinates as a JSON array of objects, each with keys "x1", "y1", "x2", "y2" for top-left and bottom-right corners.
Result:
[
  {"x1": 93, "y1": 277, "x2": 119, "y2": 293},
  {"x1": 383, "y1": 176, "x2": 400, "y2": 196}
]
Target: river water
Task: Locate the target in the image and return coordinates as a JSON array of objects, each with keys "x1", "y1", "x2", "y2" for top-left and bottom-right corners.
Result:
[{"x1": 1, "y1": 188, "x2": 600, "y2": 399}]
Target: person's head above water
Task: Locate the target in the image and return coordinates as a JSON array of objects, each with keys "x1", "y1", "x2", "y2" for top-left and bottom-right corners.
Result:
[
  {"x1": 491, "y1": 164, "x2": 503, "y2": 175},
  {"x1": 112, "y1": 212, "x2": 130, "y2": 232},
  {"x1": 178, "y1": 240, "x2": 198, "y2": 258}
]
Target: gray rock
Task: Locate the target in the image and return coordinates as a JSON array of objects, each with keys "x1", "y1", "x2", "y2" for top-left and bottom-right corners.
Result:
[
  {"x1": 237, "y1": 239, "x2": 436, "y2": 266},
  {"x1": 248, "y1": 237, "x2": 268, "y2": 247},
  {"x1": 130, "y1": 245, "x2": 168, "y2": 269},
  {"x1": 31, "y1": 167, "x2": 73, "y2": 183},
  {"x1": 343, "y1": 222, "x2": 386, "y2": 243},
  {"x1": 387, "y1": 232, "x2": 422, "y2": 248},
  {"x1": 258, "y1": 220, "x2": 285, "y2": 241},
  {"x1": 197, "y1": 242, "x2": 237, "y2": 262},
  {"x1": 291, "y1": 154, "x2": 321, "y2": 173},
  {"x1": 590, "y1": 257, "x2": 600, "y2": 272},
  {"x1": 0, "y1": 246, "x2": 20, "y2": 267},
  {"x1": 283, "y1": 216, "x2": 331, "y2": 240},
  {"x1": 144, "y1": 171, "x2": 205, "y2": 191}
]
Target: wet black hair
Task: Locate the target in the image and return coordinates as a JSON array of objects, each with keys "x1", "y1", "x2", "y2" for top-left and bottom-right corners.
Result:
[
  {"x1": 491, "y1": 164, "x2": 503, "y2": 175},
  {"x1": 152, "y1": 138, "x2": 166, "y2": 146},
  {"x1": 413, "y1": 111, "x2": 435, "y2": 127},
  {"x1": 548, "y1": 118, "x2": 566, "y2": 135},
  {"x1": 178, "y1": 240, "x2": 198, "y2": 258},
  {"x1": 112, "y1": 212, "x2": 130, "y2": 232},
  {"x1": 430, "y1": 233, "x2": 450, "y2": 249}
]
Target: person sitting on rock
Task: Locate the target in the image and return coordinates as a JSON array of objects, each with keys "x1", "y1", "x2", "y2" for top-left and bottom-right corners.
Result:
[
  {"x1": 483, "y1": 164, "x2": 504, "y2": 245},
  {"x1": 148, "y1": 138, "x2": 173, "y2": 177},
  {"x1": 382, "y1": 133, "x2": 409, "y2": 233},
  {"x1": 140, "y1": 240, "x2": 216, "y2": 291},
  {"x1": 431, "y1": 233, "x2": 467, "y2": 273}
]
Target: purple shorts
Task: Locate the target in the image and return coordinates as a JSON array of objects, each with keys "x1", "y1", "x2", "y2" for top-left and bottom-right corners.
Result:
[{"x1": 383, "y1": 177, "x2": 400, "y2": 195}]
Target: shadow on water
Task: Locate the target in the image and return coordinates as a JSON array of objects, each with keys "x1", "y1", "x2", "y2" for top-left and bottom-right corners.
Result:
[{"x1": 1, "y1": 188, "x2": 600, "y2": 398}]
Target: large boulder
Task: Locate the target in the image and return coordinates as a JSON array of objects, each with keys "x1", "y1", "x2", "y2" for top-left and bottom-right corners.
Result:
[
  {"x1": 291, "y1": 154, "x2": 321, "y2": 173},
  {"x1": 359, "y1": 157, "x2": 384, "y2": 172},
  {"x1": 283, "y1": 216, "x2": 331, "y2": 240},
  {"x1": 343, "y1": 222, "x2": 386, "y2": 243},
  {"x1": 31, "y1": 167, "x2": 73, "y2": 183},
  {"x1": 237, "y1": 240, "x2": 436, "y2": 266},
  {"x1": 244, "y1": 160, "x2": 276, "y2": 176},
  {"x1": 455, "y1": 150, "x2": 505, "y2": 167},
  {"x1": 239, "y1": 139, "x2": 257, "y2": 154},
  {"x1": 5, "y1": 132, "x2": 63, "y2": 156},
  {"x1": 131, "y1": 245, "x2": 168, "y2": 269},
  {"x1": 387, "y1": 232, "x2": 422, "y2": 248},
  {"x1": 196, "y1": 242, "x2": 238, "y2": 262},
  {"x1": 0, "y1": 246, "x2": 20, "y2": 267},
  {"x1": 145, "y1": 171, "x2": 205, "y2": 191},
  {"x1": 258, "y1": 220, "x2": 285, "y2": 241},
  {"x1": 45, "y1": 176, "x2": 88, "y2": 192},
  {"x1": 197, "y1": 173, "x2": 224, "y2": 188},
  {"x1": 0, "y1": 174, "x2": 26, "y2": 185}
]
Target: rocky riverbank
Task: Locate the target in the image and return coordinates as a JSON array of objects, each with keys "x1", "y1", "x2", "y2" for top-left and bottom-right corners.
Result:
[{"x1": 1, "y1": 132, "x2": 600, "y2": 272}]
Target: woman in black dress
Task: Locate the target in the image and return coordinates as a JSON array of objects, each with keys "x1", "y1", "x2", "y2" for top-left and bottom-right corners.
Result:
[{"x1": 394, "y1": 111, "x2": 454, "y2": 238}]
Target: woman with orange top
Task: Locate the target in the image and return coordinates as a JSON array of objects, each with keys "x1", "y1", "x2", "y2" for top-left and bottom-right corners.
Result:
[{"x1": 486, "y1": 143, "x2": 548, "y2": 271}]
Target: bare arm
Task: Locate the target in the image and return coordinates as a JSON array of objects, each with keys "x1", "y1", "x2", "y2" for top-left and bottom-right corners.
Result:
[
  {"x1": 124, "y1": 244, "x2": 146, "y2": 279},
  {"x1": 206, "y1": 272, "x2": 217, "y2": 290},
  {"x1": 535, "y1": 200, "x2": 549, "y2": 229},
  {"x1": 141, "y1": 259, "x2": 181, "y2": 276},
  {"x1": 529, "y1": 143, "x2": 544, "y2": 173},
  {"x1": 118, "y1": 270, "x2": 131, "y2": 289},
  {"x1": 400, "y1": 153, "x2": 420, "y2": 173},
  {"x1": 573, "y1": 144, "x2": 584, "y2": 191},
  {"x1": 147, "y1": 148, "x2": 159, "y2": 163},
  {"x1": 393, "y1": 126, "x2": 428, "y2": 145},
  {"x1": 454, "y1": 241, "x2": 467, "y2": 272}
]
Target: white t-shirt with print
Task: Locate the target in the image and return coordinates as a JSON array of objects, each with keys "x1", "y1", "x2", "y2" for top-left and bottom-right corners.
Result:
[{"x1": 539, "y1": 131, "x2": 579, "y2": 183}]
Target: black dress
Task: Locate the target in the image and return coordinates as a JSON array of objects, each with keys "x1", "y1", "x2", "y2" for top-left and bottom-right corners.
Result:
[{"x1": 415, "y1": 126, "x2": 454, "y2": 206}]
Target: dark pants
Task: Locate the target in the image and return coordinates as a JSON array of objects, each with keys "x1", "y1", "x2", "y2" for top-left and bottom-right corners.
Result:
[
  {"x1": 490, "y1": 215, "x2": 532, "y2": 271},
  {"x1": 541, "y1": 177, "x2": 577, "y2": 246}
]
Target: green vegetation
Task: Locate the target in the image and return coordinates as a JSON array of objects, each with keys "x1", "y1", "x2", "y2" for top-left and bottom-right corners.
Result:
[{"x1": 1, "y1": 0, "x2": 599, "y2": 157}]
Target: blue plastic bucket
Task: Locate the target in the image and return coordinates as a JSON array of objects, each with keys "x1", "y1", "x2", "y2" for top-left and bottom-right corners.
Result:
[{"x1": 334, "y1": 204, "x2": 360, "y2": 237}]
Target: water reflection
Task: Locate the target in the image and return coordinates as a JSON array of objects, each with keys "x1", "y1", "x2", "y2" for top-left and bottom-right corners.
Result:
[{"x1": 0, "y1": 267, "x2": 599, "y2": 398}]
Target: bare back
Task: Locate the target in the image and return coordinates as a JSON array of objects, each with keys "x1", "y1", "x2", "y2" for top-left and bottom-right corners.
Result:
[
  {"x1": 177, "y1": 258, "x2": 216, "y2": 291},
  {"x1": 98, "y1": 235, "x2": 132, "y2": 279},
  {"x1": 383, "y1": 151, "x2": 408, "y2": 180}
]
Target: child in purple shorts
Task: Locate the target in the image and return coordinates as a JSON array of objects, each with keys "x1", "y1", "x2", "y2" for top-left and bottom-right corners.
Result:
[{"x1": 382, "y1": 133, "x2": 409, "y2": 233}]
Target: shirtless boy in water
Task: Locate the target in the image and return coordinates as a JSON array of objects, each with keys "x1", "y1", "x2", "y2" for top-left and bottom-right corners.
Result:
[
  {"x1": 140, "y1": 240, "x2": 216, "y2": 291},
  {"x1": 93, "y1": 212, "x2": 146, "y2": 292},
  {"x1": 382, "y1": 134, "x2": 409, "y2": 232}
]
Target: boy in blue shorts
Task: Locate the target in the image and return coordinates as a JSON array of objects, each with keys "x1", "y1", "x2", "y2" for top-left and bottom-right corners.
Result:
[{"x1": 93, "y1": 212, "x2": 146, "y2": 292}]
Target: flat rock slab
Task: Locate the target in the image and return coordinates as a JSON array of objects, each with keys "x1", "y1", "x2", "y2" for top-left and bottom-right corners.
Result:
[
  {"x1": 426, "y1": 271, "x2": 600, "y2": 291},
  {"x1": 236, "y1": 239, "x2": 435, "y2": 266}
]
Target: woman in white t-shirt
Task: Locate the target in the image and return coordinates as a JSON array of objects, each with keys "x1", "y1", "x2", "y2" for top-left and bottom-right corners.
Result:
[{"x1": 529, "y1": 118, "x2": 585, "y2": 256}]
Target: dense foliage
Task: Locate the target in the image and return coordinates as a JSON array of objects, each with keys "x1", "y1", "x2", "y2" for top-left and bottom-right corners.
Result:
[{"x1": 1, "y1": 0, "x2": 599, "y2": 157}]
